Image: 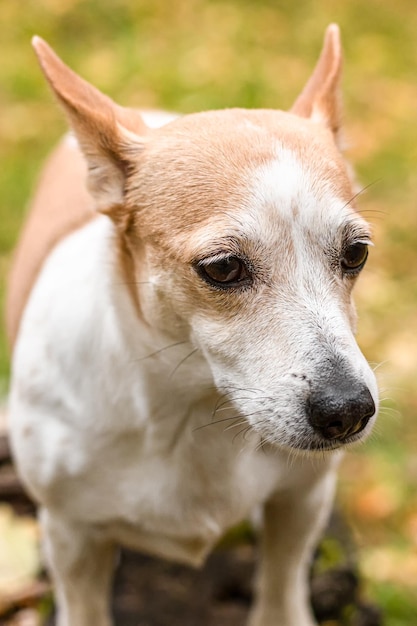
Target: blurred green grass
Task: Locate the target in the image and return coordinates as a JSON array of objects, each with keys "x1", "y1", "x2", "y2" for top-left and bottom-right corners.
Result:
[{"x1": 1, "y1": 0, "x2": 417, "y2": 622}]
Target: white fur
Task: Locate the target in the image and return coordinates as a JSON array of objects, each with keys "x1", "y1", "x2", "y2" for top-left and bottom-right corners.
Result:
[
  {"x1": 9, "y1": 115, "x2": 377, "y2": 626},
  {"x1": 11, "y1": 213, "x2": 337, "y2": 552}
]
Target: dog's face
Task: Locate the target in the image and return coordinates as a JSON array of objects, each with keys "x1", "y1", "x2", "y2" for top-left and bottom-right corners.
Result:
[
  {"x1": 127, "y1": 110, "x2": 377, "y2": 452},
  {"x1": 33, "y1": 25, "x2": 378, "y2": 453}
]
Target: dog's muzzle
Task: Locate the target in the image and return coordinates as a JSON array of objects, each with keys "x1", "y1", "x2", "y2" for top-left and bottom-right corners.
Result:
[{"x1": 307, "y1": 375, "x2": 375, "y2": 442}]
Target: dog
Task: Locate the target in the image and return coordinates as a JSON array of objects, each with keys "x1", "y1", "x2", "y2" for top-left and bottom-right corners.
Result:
[{"x1": 6, "y1": 24, "x2": 378, "y2": 626}]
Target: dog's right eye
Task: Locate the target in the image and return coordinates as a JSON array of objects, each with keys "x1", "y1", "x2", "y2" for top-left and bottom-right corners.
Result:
[
  {"x1": 341, "y1": 242, "x2": 369, "y2": 274},
  {"x1": 197, "y1": 256, "x2": 251, "y2": 288}
]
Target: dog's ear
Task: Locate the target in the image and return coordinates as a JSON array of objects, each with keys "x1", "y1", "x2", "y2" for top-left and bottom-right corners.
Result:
[
  {"x1": 291, "y1": 24, "x2": 343, "y2": 144},
  {"x1": 32, "y1": 37, "x2": 147, "y2": 213}
]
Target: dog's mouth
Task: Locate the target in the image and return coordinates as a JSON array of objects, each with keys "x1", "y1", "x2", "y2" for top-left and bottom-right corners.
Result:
[
  {"x1": 299, "y1": 432, "x2": 363, "y2": 452},
  {"x1": 219, "y1": 378, "x2": 376, "y2": 455},
  {"x1": 252, "y1": 417, "x2": 373, "y2": 456},
  {"x1": 252, "y1": 430, "x2": 360, "y2": 457},
  {"x1": 312, "y1": 415, "x2": 375, "y2": 453}
]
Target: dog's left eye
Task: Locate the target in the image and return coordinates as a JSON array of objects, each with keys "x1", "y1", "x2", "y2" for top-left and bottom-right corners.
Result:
[
  {"x1": 341, "y1": 242, "x2": 369, "y2": 274},
  {"x1": 197, "y1": 256, "x2": 250, "y2": 288}
]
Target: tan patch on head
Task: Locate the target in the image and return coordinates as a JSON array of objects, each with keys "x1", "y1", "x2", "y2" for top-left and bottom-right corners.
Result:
[
  {"x1": 125, "y1": 108, "x2": 352, "y2": 254},
  {"x1": 120, "y1": 108, "x2": 356, "y2": 329}
]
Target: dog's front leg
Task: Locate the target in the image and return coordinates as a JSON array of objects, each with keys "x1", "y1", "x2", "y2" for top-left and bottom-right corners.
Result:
[
  {"x1": 249, "y1": 467, "x2": 337, "y2": 626},
  {"x1": 40, "y1": 508, "x2": 116, "y2": 626}
]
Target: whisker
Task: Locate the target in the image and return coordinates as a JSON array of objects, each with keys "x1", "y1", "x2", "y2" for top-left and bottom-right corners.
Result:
[
  {"x1": 131, "y1": 341, "x2": 188, "y2": 363},
  {"x1": 196, "y1": 407, "x2": 269, "y2": 434},
  {"x1": 211, "y1": 393, "x2": 232, "y2": 418},
  {"x1": 218, "y1": 385, "x2": 265, "y2": 395},
  {"x1": 232, "y1": 425, "x2": 252, "y2": 445},
  {"x1": 341, "y1": 179, "x2": 382, "y2": 212},
  {"x1": 255, "y1": 436, "x2": 271, "y2": 454},
  {"x1": 213, "y1": 392, "x2": 278, "y2": 415},
  {"x1": 193, "y1": 415, "x2": 243, "y2": 433},
  {"x1": 212, "y1": 396, "x2": 259, "y2": 414},
  {"x1": 213, "y1": 404, "x2": 238, "y2": 414},
  {"x1": 112, "y1": 280, "x2": 154, "y2": 287},
  {"x1": 371, "y1": 360, "x2": 390, "y2": 372},
  {"x1": 224, "y1": 419, "x2": 249, "y2": 433},
  {"x1": 214, "y1": 402, "x2": 271, "y2": 415},
  {"x1": 356, "y1": 209, "x2": 387, "y2": 217},
  {"x1": 169, "y1": 348, "x2": 199, "y2": 379}
]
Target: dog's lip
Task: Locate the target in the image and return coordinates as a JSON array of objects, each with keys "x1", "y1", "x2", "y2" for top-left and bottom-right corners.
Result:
[
  {"x1": 254, "y1": 426, "x2": 369, "y2": 454},
  {"x1": 296, "y1": 440, "x2": 342, "y2": 453},
  {"x1": 261, "y1": 436, "x2": 343, "y2": 454},
  {"x1": 298, "y1": 428, "x2": 370, "y2": 452}
]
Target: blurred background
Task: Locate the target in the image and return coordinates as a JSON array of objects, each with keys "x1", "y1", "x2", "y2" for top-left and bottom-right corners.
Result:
[{"x1": 0, "y1": 0, "x2": 417, "y2": 624}]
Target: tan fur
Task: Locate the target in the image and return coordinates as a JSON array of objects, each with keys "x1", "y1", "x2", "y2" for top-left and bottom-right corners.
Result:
[
  {"x1": 123, "y1": 109, "x2": 354, "y2": 323},
  {"x1": 5, "y1": 138, "x2": 95, "y2": 347},
  {"x1": 125, "y1": 108, "x2": 353, "y2": 252},
  {"x1": 291, "y1": 24, "x2": 343, "y2": 142}
]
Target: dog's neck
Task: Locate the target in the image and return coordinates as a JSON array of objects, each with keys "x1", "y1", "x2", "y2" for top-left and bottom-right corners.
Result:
[{"x1": 87, "y1": 217, "x2": 229, "y2": 444}]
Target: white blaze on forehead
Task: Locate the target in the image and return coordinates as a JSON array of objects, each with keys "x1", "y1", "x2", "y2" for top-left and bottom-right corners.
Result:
[
  {"x1": 171, "y1": 141, "x2": 370, "y2": 271},
  {"x1": 246, "y1": 146, "x2": 351, "y2": 233}
]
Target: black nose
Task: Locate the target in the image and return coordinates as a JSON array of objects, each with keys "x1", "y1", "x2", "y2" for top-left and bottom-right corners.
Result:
[{"x1": 308, "y1": 380, "x2": 375, "y2": 441}]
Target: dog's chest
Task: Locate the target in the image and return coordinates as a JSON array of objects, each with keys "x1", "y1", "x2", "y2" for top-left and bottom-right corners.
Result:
[
  {"x1": 60, "y1": 420, "x2": 280, "y2": 559},
  {"x1": 10, "y1": 216, "x2": 284, "y2": 564}
]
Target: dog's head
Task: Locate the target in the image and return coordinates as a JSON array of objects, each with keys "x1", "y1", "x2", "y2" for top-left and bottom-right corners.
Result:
[{"x1": 33, "y1": 25, "x2": 378, "y2": 453}]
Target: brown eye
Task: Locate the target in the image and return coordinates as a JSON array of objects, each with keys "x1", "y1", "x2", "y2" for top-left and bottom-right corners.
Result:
[
  {"x1": 198, "y1": 256, "x2": 250, "y2": 288},
  {"x1": 341, "y1": 242, "x2": 369, "y2": 274}
]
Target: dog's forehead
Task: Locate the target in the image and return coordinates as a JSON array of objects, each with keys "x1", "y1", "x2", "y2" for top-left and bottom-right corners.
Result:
[
  {"x1": 145, "y1": 108, "x2": 347, "y2": 178},
  {"x1": 131, "y1": 108, "x2": 355, "y2": 247},
  {"x1": 245, "y1": 144, "x2": 353, "y2": 234}
]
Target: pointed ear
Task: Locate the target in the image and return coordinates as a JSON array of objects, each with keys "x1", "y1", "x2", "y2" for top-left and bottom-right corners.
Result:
[
  {"x1": 291, "y1": 24, "x2": 343, "y2": 144},
  {"x1": 32, "y1": 36, "x2": 148, "y2": 213}
]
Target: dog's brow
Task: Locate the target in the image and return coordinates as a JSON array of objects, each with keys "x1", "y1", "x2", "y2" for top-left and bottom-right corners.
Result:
[
  {"x1": 189, "y1": 234, "x2": 251, "y2": 263},
  {"x1": 340, "y1": 218, "x2": 372, "y2": 243}
]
